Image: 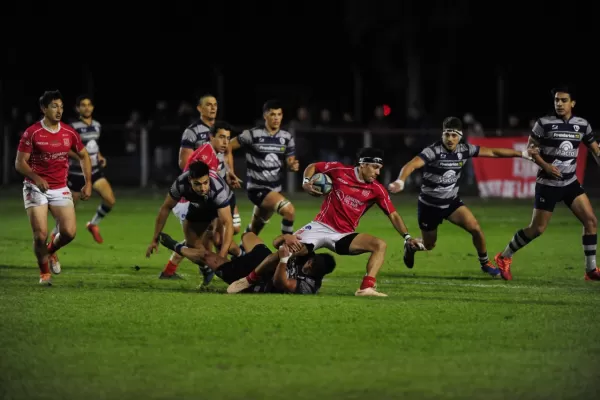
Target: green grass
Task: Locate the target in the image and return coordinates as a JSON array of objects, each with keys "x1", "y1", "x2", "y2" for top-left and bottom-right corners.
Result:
[{"x1": 1, "y1": 186, "x2": 599, "y2": 400}]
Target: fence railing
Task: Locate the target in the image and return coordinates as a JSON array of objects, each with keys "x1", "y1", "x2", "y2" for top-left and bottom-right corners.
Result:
[{"x1": 2, "y1": 123, "x2": 598, "y2": 196}]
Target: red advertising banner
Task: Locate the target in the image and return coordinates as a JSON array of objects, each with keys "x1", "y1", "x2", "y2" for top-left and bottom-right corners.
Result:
[{"x1": 468, "y1": 137, "x2": 588, "y2": 198}]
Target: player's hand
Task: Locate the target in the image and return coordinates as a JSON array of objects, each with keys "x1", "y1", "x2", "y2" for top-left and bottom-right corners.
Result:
[
  {"x1": 278, "y1": 243, "x2": 291, "y2": 259},
  {"x1": 526, "y1": 146, "x2": 540, "y2": 157},
  {"x1": 80, "y1": 182, "x2": 92, "y2": 200},
  {"x1": 302, "y1": 182, "x2": 323, "y2": 197},
  {"x1": 406, "y1": 238, "x2": 425, "y2": 251},
  {"x1": 388, "y1": 179, "x2": 405, "y2": 193},
  {"x1": 33, "y1": 176, "x2": 50, "y2": 192},
  {"x1": 282, "y1": 235, "x2": 303, "y2": 253},
  {"x1": 146, "y1": 240, "x2": 159, "y2": 257},
  {"x1": 98, "y1": 155, "x2": 107, "y2": 168},
  {"x1": 543, "y1": 164, "x2": 562, "y2": 179},
  {"x1": 288, "y1": 159, "x2": 300, "y2": 172},
  {"x1": 226, "y1": 171, "x2": 243, "y2": 189}
]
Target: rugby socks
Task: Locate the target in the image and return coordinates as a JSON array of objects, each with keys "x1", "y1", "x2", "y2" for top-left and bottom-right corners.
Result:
[
  {"x1": 90, "y1": 204, "x2": 112, "y2": 225},
  {"x1": 281, "y1": 218, "x2": 294, "y2": 235},
  {"x1": 501, "y1": 229, "x2": 535, "y2": 258},
  {"x1": 38, "y1": 260, "x2": 50, "y2": 275},
  {"x1": 246, "y1": 270, "x2": 260, "y2": 284},
  {"x1": 360, "y1": 276, "x2": 376, "y2": 290},
  {"x1": 163, "y1": 261, "x2": 178, "y2": 275},
  {"x1": 478, "y1": 251, "x2": 489, "y2": 267},
  {"x1": 47, "y1": 235, "x2": 61, "y2": 254},
  {"x1": 50, "y1": 224, "x2": 59, "y2": 237},
  {"x1": 583, "y1": 234, "x2": 597, "y2": 272}
]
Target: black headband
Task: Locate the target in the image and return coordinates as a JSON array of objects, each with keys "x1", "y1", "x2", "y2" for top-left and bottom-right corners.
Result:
[{"x1": 359, "y1": 156, "x2": 383, "y2": 165}]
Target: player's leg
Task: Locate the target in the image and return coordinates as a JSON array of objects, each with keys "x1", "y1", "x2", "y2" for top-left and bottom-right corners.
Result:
[
  {"x1": 447, "y1": 205, "x2": 500, "y2": 277},
  {"x1": 495, "y1": 183, "x2": 555, "y2": 280},
  {"x1": 211, "y1": 199, "x2": 243, "y2": 257},
  {"x1": 50, "y1": 191, "x2": 81, "y2": 243},
  {"x1": 246, "y1": 190, "x2": 295, "y2": 236},
  {"x1": 158, "y1": 231, "x2": 228, "y2": 270},
  {"x1": 185, "y1": 219, "x2": 215, "y2": 285},
  {"x1": 244, "y1": 189, "x2": 272, "y2": 235},
  {"x1": 86, "y1": 176, "x2": 116, "y2": 243},
  {"x1": 233, "y1": 204, "x2": 242, "y2": 235},
  {"x1": 566, "y1": 189, "x2": 599, "y2": 280},
  {"x1": 47, "y1": 194, "x2": 78, "y2": 275},
  {"x1": 161, "y1": 201, "x2": 189, "y2": 277},
  {"x1": 334, "y1": 232, "x2": 388, "y2": 297},
  {"x1": 25, "y1": 200, "x2": 52, "y2": 284},
  {"x1": 403, "y1": 200, "x2": 443, "y2": 268}
]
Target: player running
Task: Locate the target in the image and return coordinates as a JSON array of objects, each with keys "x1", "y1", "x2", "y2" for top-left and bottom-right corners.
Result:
[
  {"x1": 229, "y1": 147, "x2": 422, "y2": 297},
  {"x1": 494, "y1": 86, "x2": 600, "y2": 281},
  {"x1": 158, "y1": 231, "x2": 336, "y2": 294},
  {"x1": 146, "y1": 161, "x2": 234, "y2": 284},
  {"x1": 50, "y1": 94, "x2": 115, "y2": 244},
  {"x1": 228, "y1": 99, "x2": 299, "y2": 237},
  {"x1": 15, "y1": 90, "x2": 93, "y2": 285},
  {"x1": 388, "y1": 116, "x2": 538, "y2": 276}
]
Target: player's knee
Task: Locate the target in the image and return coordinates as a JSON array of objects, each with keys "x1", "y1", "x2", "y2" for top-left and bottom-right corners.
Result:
[
  {"x1": 467, "y1": 223, "x2": 482, "y2": 236},
  {"x1": 33, "y1": 231, "x2": 47, "y2": 247},
  {"x1": 423, "y1": 239, "x2": 436, "y2": 250},
  {"x1": 276, "y1": 200, "x2": 294, "y2": 219},
  {"x1": 527, "y1": 222, "x2": 547, "y2": 238},
  {"x1": 233, "y1": 225, "x2": 241, "y2": 234},
  {"x1": 59, "y1": 225, "x2": 77, "y2": 243},
  {"x1": 372, "y1": 238, "x2": 387, "y2": 253},
  {"x1": 584, "y1": 214, "x2": 597, "y2": 232},
  {"x1": 104, "y1": 196, "x2": 116, "y2": 208}
]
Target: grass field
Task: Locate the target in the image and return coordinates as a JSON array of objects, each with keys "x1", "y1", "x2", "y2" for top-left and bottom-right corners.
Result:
[{"x1": 1, "y1": 185, "x2": 599, "y2": 400}]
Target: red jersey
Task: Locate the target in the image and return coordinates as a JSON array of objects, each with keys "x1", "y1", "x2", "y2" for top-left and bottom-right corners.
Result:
[
  {"x1": 313, "y1": 162, "x2": 396, "y2": 233},
  {"x1": 184, "y1": 143, "x2": 219, "y2": 172},
  {"x1": 17, "y1": 121, "x2": 85, "y2": 189}
]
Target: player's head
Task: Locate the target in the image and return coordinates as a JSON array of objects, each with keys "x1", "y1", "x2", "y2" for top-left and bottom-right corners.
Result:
[
  {"x1": 39, "y1": 90, "x2": 64, "y2": 123},
  {"x1": 75, "y1": 94, "x2": 94, "y2": 119},
  {"x1": 551, "y1": 85, "x2": 576, "y2": 118},
  {"x1": 187, "y1": 161, "x2": 211, "y2": 196},
  {"x1": 209, "y1": 120, "x2": 232, "y2": 153},
  {"x1": 299, "y1": 253, "x2": 336, "y2": 278},
  {"x1": 441, "y1": 116, "x2": 463, "y2": 151},
  {"x1": 263, "y1": 99, "x2": 283, "y2": 131},
  {"x1": 197, "y1": 94, "x2": 218, "y2": 122},
  {"x1": 356, "y1": 147, "x2": 384, "y2": 183}
]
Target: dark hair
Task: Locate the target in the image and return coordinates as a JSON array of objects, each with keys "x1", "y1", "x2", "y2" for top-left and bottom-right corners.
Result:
[
  {"x1": 551, "y1": 85, "x2": 576, "y2": 101},
  {"x1": 209, "y1": 120, "x2": 232, "y2": 135},
  {"x1": 188, "y1": 161, "x2": 210, "y2": 179},
  {"x1": 311, "y1": 253, "x2": 336, "y2": 278},
  {"x1": 76, "y1": 94, "x2": 93, "y2": 107},
  {"x1": 442, "y1": 116, "x2": 462, "y2": 131},
  {"x1": 198, "y1": 93, "x2": 217, "y2": 106},
  {"x1": 356, "y1": 147, "x2": 384, "y2": 164},
  {"x1": 39, "y1": 90, "x2": 63, "y2": 108},
  {"x1": 263, "y1": 99, "x2": 283, "y2": 113}
]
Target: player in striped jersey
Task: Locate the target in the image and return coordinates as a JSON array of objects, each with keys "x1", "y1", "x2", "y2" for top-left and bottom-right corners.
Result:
[
  {"x1": 229, "y1": 99, "x2": 299, "y2": 238},
  {"x1": 389, "y1": 116, "x2": 538, "y2": 276},
  {"x1": 495, "y1": 86, "x2": 600, "y2": 281},
  {"x1": 50, "y1": 95, "x2": 115, "y2": 244},
  {"x1": 146, "y1": 161, "x2": 234, "y2": 282}
]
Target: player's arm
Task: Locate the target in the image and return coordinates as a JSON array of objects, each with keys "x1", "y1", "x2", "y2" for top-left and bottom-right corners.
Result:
[
  {"x1": 527, "y1": 134, "x2": 562, "y2": 179},
  {"x1": 179, "y1": 148, "x2": 193, "y2": 170},
  {"x1": 15, "y1": 151, "x2": 49, "y2": 190},
  {"x1": 286, "y1": 155, "x2": 299, "y2": 171},
  {"x1": 272, "y1": 244, "x2": 298, "y2": 293},
  {"x1": 301, "y1": 163, "x2": 323, "y2": 196},
  {"x1": 272, "y1": 234, "x2": 306, "y2": 254},
  {"x1": 216, "y1": 206, "x2": 234, "y2": 258},
  {"x1": 76, "y1": 148, "x2": 93, "y2": 184},
  {"x1": 477, "y1": 146, "x2": 536, "y2": 159},
  {"x1": 229, "y1": 136, "x2": 242, "y2": 152},
  {"x1": 147, "y1": 193, "x2": 178, "y2": 257},
  {"x1": 388, "y1": 156, "x2": 426, "y2": 193},
  {"x1": 67, "y1": 150, "x2": 79, "y2": 160},
  {"x1": 178, "y1": 127, "x2": 197, "y2": 170},
  {"x1": 285, "y1": 136, "x2": 299, "y2": 171},
  {"x1": 588, "y1": 141, "x2": 600, "y2": 166}
]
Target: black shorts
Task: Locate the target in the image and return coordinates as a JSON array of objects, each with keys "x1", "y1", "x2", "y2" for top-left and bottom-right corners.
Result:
[
  {"x1": 417, "y1": 197, "x2": 465, "y2": 232},
  {"x1": 247, "y1": 188, "x2": 273, "y2": 207},
  {"x1": 67, "y1": 169, "x2": 104, "y2": 191},
  {"x1": 534, "y1": 180, "x2": 585, "y2": 212},
  {"x1": 215, "y1": 244, "x2": 272, "y2": 284}
]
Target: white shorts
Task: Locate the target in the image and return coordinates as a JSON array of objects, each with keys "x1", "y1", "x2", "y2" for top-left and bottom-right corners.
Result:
[
  {"x1": 23, "y1": 183, "x2": 73, "y2": 209},
  {"x1": 172, "y1": 201, "x2": 189, "y2": 225},
  {"x1": 294, "y1": 221, "x2": 354, "y2": 252}
]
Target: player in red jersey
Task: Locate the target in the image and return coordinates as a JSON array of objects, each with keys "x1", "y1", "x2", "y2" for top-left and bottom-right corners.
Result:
[
  {"x1": 227, "y1": 148, "x2": 422, "y2": 297},
  {"x1": 161, "y1": 121, "x2": 241, "y2": 281},
  {"x1": 15, "y1": 90, "x2": 93, "y2": 285}
]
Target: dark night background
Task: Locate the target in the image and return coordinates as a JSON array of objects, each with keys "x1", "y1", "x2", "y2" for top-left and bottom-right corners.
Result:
[{"x1": 3, "y1": 1, "x2": 599, "y2": 128}]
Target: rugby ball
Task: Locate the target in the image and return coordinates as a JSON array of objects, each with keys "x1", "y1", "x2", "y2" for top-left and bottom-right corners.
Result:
[{"x1": 310, "y1": 173, "x2": 333, "y2": 194}]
